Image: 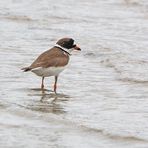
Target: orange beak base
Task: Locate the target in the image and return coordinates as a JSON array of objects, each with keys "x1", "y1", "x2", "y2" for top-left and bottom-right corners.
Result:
[{"x1": 74, "y1": 45, "x2": 81, "y2": 51}]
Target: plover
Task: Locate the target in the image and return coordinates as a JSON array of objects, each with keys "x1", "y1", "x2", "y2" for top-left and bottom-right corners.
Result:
[{"x1": 22, "y1": 38, "x2": 81, "y2": 93}]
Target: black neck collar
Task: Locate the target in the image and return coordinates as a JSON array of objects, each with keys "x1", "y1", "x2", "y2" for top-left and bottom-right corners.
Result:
[{"x1": 54, "y1": 44, "x2": 71, "y2": 55}]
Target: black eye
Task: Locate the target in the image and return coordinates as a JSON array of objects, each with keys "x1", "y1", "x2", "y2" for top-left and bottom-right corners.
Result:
[{"x1": 72, "y1": 44, "x2": 76, "y2": 48}]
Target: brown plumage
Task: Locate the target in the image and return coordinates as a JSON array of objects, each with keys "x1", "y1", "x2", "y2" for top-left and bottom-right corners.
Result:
[
  {"x1": 23, "y1": 47, "x2": 69, "y2": 71},
  {"x1": 22, "y1": 37, "x2": 81, "y2": 93}
]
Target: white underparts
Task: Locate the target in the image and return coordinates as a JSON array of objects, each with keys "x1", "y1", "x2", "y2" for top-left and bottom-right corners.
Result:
[{"x1": 31, "y1": 66, "x2": 66, "y2": 77}]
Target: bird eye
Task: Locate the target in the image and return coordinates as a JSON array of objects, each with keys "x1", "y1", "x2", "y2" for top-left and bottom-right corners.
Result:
[{"x1": 72, "y1": 44, "x2": 76, "y2": 48}]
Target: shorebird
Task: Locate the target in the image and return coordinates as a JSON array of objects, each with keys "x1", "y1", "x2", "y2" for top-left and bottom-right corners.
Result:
[{"x1": 22, "y1": 38, "x2": 81, "y2": 93}]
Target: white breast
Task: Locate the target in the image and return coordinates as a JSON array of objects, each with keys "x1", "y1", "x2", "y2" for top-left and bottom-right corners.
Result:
[{"x1": 31, "y1": 66, "x2": 66, "y2": 77}]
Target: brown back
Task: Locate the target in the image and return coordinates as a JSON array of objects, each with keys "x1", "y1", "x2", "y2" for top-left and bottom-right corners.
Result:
[{"x1": 30, "y1": 47, "x2": 69, "y2": 69}]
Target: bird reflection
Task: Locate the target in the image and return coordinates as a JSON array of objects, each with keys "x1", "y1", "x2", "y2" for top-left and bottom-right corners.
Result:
[{"x1": 27, "y1": 89, "x2": 70, "y2": 115}]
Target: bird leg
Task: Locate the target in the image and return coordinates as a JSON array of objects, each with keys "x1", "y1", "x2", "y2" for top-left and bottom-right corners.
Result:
[
  {"x1": 54, "y1": 76, "x2": 58, "y2": 94},
  {"x1": 41, "y1": 77, "x2": 45, "y2": 91}
]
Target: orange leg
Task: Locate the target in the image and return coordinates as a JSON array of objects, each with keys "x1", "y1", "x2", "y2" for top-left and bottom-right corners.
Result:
[
  {"x1": 41, "y1": 77, "x2": 44, "y2": 90},
  {"x1": 54, "y1": 76, "x2": 58, "y2": 94}
]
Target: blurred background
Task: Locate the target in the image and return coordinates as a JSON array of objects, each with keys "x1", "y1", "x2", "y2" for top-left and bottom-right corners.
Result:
[{"x1": 0, "y1": 0, "x2": 148, "y2": 148}]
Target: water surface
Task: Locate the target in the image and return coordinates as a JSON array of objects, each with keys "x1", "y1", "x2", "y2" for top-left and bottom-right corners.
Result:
[{"x1": 0, "y1": 0, "x2": 148, "y2": 147}]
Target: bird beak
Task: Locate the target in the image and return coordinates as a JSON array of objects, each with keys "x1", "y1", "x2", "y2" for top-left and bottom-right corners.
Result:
[{"x1": 73, "y1": 45, "x2": 81, "y2": 51}]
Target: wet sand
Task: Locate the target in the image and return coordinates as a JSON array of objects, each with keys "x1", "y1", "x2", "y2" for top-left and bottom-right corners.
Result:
[{"x1": 0, "y1": 0, "x2": 148, "y2": 147}]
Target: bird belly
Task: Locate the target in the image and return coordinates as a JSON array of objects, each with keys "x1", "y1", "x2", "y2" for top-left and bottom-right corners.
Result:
[{"x1": 31, "y1": 66, "x2": 66, "y2": 77}]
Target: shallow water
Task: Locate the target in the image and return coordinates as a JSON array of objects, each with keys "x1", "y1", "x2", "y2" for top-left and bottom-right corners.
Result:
[{"x1": 0, "y1": 0, "x2": 148, "y2": 147}]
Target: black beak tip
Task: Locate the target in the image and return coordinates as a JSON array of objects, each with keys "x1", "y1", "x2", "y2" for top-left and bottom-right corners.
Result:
[
  {"x1": 74, "y1": 45, "x2": 81, "y2": 51},
  {"x1": 77, "y1": 47, "x2": 81, "y2": 51}
]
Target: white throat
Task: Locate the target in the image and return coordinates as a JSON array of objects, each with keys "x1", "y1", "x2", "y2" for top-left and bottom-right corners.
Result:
[{"x1": 54, "y1": 44, "x2": 73, "y2": 54}]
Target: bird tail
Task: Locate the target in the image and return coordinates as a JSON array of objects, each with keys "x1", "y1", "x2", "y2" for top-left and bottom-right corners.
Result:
[{"x1": 21, "y1": 67, "x2": 31, "y2": 72}]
